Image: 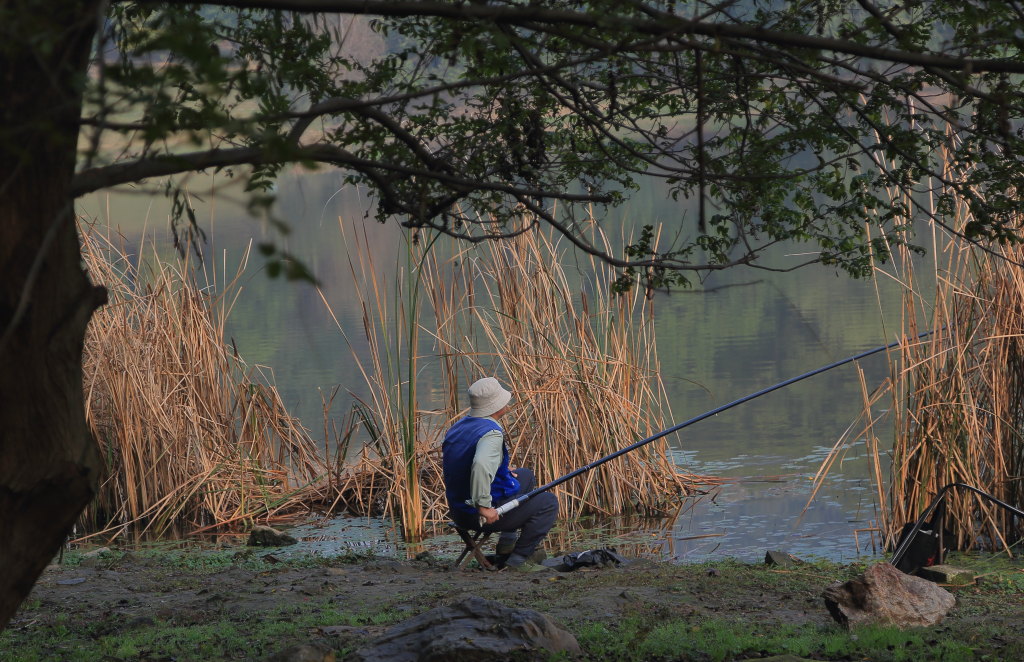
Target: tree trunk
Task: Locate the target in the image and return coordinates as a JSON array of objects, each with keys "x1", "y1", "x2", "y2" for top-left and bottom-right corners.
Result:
[{"x1": 0, "y1": 1, "x2": 106, "y2": 629}]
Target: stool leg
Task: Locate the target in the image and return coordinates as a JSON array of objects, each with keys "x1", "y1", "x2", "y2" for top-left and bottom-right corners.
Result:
[
  {"x1": 454, "y1": 529, "x2": 493, "y2": 570},
  {"x1": 454, "y1": 529, "x2": 476, "y2": 567},
  {"x1": 471, "y1": 532, "x2": 493, "y2": 570}
]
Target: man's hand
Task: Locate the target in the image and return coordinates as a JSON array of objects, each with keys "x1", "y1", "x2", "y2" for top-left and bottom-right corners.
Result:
[{"x1": 478, "y1": 506, "x2": 499, "y2": 525}]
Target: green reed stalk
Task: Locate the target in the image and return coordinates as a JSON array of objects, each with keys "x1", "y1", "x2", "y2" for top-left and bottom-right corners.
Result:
[{"x1": 397, "y1": 230, "x2": 436, "y2": 542}]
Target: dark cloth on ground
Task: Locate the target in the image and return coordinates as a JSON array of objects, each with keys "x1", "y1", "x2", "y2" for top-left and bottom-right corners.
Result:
[{"x1": 543, "y1": 548, "x2": 627, "y2": 572}]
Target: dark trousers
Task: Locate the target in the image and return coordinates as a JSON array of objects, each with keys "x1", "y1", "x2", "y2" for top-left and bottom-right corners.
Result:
[{"x1": 452, "y1": 467, "x2": 558, "y2": 559}]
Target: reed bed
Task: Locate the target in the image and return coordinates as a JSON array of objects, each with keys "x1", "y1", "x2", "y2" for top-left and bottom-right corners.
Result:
[
  {"x1": 878, "y1": 231, "x2": 1024, "y2": 553},
  {"x1": 330, "y1": 211, "x2": 705, "y2": 540},
  {"x1": 77, "y1": 209, "x2": 705, "y2": 545},
  {"x1": 79, "y1": 224, "x2": 328, "y2": 542},
  {"x1": 452, "y1": 214, "x2": 697, "y2": 517},
  {"x1": 814, "y1": 128, "x2": 1024, "y2": 554}
]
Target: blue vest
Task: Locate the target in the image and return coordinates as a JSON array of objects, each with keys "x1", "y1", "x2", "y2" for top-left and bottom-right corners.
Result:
[{"x1": 442, "y1": 416, "x2": 520, "y2": 515}]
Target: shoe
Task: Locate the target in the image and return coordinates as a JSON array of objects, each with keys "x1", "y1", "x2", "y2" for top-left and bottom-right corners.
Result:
[
  {"x1": 507, "y1": 560, "x2": 550, "y2": 573},
  {"x1": 496, "y1": 545, "x2": 545, "y2": 561},
  {"x1": 495, "y1": 533, "x2": 518, "y2": 556}
]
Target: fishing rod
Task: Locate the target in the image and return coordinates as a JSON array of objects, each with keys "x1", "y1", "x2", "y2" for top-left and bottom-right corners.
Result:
[{"x1": 493, "y1": 329, "x2": 936, "y2": 520}]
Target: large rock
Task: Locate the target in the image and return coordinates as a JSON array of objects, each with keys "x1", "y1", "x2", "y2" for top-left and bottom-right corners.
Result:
[
  {"x1": 823, "y1": 562, "x2": 956, "y2": 628},
  {"x1": 350, "y1": 596, "x2": 581, "y2": 662}
]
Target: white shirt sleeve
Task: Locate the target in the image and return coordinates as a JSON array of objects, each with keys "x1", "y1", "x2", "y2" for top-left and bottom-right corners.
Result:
[{"x1": 468, "y1": 428, "x2": 504, "y2": 509}]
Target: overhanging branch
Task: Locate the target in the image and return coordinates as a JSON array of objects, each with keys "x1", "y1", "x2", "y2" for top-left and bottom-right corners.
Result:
[
  {"x1": 131, "y1": 0, "x2": 1024, "y2": 75},
  {"x1": 70, "y1": 143, "x2": 614, "y2": 205}
]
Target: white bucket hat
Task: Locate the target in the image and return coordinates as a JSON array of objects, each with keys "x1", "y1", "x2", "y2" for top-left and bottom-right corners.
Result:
[{"x1": 468, "y1": 377, "x2": 513, "y2": 417}]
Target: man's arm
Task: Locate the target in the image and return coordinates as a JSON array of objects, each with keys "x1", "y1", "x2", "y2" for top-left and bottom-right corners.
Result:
[{"x1": 470, "y1": 429, "x2": 503, "y2": 523}]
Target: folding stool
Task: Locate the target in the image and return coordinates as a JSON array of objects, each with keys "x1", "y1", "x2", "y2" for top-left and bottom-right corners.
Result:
[{"x1": 450, "y1": 522, "x2": 495, "y2": 570}]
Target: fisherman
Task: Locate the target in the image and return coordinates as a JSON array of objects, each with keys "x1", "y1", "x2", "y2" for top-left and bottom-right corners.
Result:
[{"x1": 442, "y1": 377, "x2": 557, "y2": 572}]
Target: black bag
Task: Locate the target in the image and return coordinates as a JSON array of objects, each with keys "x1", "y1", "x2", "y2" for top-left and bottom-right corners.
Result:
[
  {"x1": 543, "y1": 547, "x2": 627, "y2": 572},
  {"x1": 894, "y1": 503, "x2": 949, "y2": 574}
]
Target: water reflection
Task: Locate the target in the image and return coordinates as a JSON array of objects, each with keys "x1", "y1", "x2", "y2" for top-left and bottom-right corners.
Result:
[{"x1": 667, "y1": 482, "x2": 879, "y2": 563}]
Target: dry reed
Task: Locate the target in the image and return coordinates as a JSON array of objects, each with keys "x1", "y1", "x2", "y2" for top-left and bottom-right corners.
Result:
[
  {"x1": 445, "y1": 213, "x2": 694, "y2": 518},
  {"x1": 329, "y1": 211, "x2": 704, "y2": 540},
  {"x1": 813, "y1": 124, "x2": 1024, "y2": 554},
  {"x1": 318, "y1": 221, "x2": 449, "y2": 541},
  {"x1": 79, "y1": 223, "x2": 328, "y2": 542},
  {"x1": 76, "y1": 207, "x2": 707, "y2": 546},
  {"x1": 878, "y1": 235, "x2": 1024, "y2": 553}
]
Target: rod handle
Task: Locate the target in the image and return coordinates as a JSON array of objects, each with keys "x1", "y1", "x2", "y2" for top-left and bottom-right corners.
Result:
[
  {"x1": 476, "y1": 499, "x2": 523, "y2": 527},
  {"x1": 495, "y1": 499, "x2": 520, "y2": 517}
]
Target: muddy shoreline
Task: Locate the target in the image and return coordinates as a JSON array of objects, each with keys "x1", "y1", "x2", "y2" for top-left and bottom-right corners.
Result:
[{"x1": 5, "y1": 547, "x2": 1023, "y2": 661}]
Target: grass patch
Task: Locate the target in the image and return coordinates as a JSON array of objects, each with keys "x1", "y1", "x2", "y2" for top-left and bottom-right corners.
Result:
[
  {"x1": 1, "y1": 599, "x2": 402, "y2": 662},
  {"x1": 942, "y1": 551, "x2": 1024, "y2": 594},
  {"x1": 574, "y1": 615, "x2": 976, "y2": 662}
]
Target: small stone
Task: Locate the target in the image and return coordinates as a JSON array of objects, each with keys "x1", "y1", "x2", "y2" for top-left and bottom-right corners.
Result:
[
  {"x1": 765, "y1": 550, "x2": 803, "y2": 567},
  {"x1": 319, "y1": 625, "x2": 387, "y2": 639},
  {"x1": 248, "y1": 525, "x2": 298, "y2": 547},
  {"x1": 916, "y1": 565, "x2": 976, "y2": 586},
  {"x1": 80, "y1": 547, "x2": 112, "y2": 568},
  {"x1": 324, "y1": 567, "x2": 347, "y2": 576},
  {"x1": 615, "y1": 590, "x2": 638, "y2": 607},
  {"x1": 320, "y1": 625, "x2": 368, "y2": 636},
  {"x1": 56, "y1": 577, "x2": 87, "y2": 586},
  {"x1": 82, "y1": 546, "x2": 111, "y2": 558}
]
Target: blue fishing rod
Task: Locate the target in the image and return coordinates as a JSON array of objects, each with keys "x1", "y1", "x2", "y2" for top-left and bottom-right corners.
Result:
[{"x1": 494, "y1": 329, "x2": 936, "y2": 519}]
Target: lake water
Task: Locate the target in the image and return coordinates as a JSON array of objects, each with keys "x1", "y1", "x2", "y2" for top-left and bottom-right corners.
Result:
[{"x1": 78, "y1": 168, "x2": 917, "y2": 564}]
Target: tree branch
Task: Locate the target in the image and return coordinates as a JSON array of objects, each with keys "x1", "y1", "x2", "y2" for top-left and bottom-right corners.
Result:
[
  {"x1": 70, "y1": 143, "x2": 614, "y2": 204},
  {"x1": 131, "y1": 0, "x2": 1024, "y2": 75}
]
